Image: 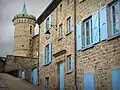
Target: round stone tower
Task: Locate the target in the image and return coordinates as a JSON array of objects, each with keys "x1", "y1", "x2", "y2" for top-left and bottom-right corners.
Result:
[{"x1": 12, "y1": 4, "x2": 36, "y2": 57}]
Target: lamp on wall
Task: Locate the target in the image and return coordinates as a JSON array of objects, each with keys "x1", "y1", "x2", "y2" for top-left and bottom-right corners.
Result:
[
  {"x1": 45, "y1": 24, "x2": 57, "y2": 40},
  {"x1": 45, "y1": 30, "x2": 51, "y2": 40}
]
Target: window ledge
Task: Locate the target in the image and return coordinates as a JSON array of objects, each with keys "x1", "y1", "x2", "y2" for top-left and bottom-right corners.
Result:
[
  {"x1": 81, "y1": 44, "x2": 94, "y2": 51},
  {"x1": 107, "y1": 33, "x2": 120, "y2": 41},
  {"x1": 58, "y1": 37, "x2": 63, "y2": 41},
  {"x1": 65, "y1": 31, "x2": 72, "y2": 36},
  {"x1": 66, "y1": 71, "x2": 73, "y2": 74}
]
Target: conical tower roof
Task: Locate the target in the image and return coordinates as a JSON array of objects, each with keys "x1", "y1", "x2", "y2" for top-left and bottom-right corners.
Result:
[{"x1": 21, "y1": 3, "x2": 27, "y2": 14}]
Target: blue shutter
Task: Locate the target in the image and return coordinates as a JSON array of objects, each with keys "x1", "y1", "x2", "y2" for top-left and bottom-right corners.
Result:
[
  {"x1": 42, "y1": 46, "x2": 45, "y2": 65},
  {"x1": 76, "y1": 22, "x2": 82, "y2": 51},
  {"x1": 49, "y1": 14, "x2": 52, "y2": 29},
  {"x1": 21, "y1": 71, "x2": 25, "y2": 80},
  {"x1": 92, "y1": 11, "x2": 100, "y2": 44},
  {"x1": 84, "y1": 73, "x2": 94, "y2": 90},
  {"x1": 44, "y1": 20, "x2": 46, "y2": 33},
  {"x1": 49, "y1": 42, "x2": 52, "y2": 63},
  {"x1": 100, "y1": 5, "x2": 108, "y2": 41},
  {"x1": 112, "y1": 70, "x2": 120, "y2": 90},
  {"x1": 32, "y1": 68, "x2": 38, "y2": 85}
]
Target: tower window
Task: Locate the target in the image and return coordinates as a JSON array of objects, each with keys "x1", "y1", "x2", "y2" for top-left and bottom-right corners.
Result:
[
  {"x1": 22, "y1": 45, "x2": 24, "y2": 47},
  {"x1": 60, "y1": 4, "x2": 62, "y2": 12},
  {"x1": 30, "y1": 26, "x2": 32, "y2": 34},
  {"x1": 67, "y1": 0, "x2": 69, "y2": 5},
  {"x1": 29, "y1": 39, "x2": 32, "y2": 45}
]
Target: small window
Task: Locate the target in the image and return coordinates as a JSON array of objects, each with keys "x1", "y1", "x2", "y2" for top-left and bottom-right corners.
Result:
[
  {"x1": 83, "y1": 17, "x2": 92, "y2": 47},
  {"x1": 46, "y1": 18, "x2": 49, "y2": 30},
  {"x1": 67, "y1": 0, "x2": 69, "y2": 5},
  {"x1": 30, "y1": 26, "x2": 32, "y2": 34},
  {"x1": 60, "y1": 4, "x2": 62, "y2": 12},
  {"x1": 22, "y1": 45, "x2": 24, "y2": 47},
  {"x1": 45, "y1": 77, "x2": 49, "y2": 88},
  {"x1": 67, "y1": 17, "x2": 71, "y2": 33},
  {"x1": 45, "y1": 44, "x2": 49, "y2": 64},
  {"x1": 67, "y1": 55, "x2": 72, "y2": 72},
  {"x1": 29, "y1": 39, "x2": 32, "y2": 45},
  {"x1": 110, "y1": 1, "x2": 120, "y2": 36},
  {"x1": 59, "y1": 23, "x2": 62, "y2": 39}
]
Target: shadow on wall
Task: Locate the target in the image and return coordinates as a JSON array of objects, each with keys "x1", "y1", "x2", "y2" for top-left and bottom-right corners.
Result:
[{"x1": 0, "y1": 57, "x2": 6, "y2": 73}]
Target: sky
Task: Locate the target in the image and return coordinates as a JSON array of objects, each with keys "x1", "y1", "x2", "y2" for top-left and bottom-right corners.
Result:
[{"x1": 0, "y1": 0, "x2": 52, "y2": 57}]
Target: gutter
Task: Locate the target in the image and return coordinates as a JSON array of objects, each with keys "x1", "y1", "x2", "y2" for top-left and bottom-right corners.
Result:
[
  {"x1": 73, "y1": 0, "x2": 78, "y2": 90},
  {"x1": 37, "y1": 25, "x2": 40, "y2": 86}
]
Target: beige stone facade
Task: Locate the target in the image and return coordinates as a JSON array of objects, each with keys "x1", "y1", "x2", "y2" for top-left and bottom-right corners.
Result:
[
  {"x1": 13, "y1": 14, "x2": 36, "y2": 57},
  {"x1": 37, "y1": 0, "x2": 120, "y2": 90},
  {"x1": 32, "y1": 34, "x2": 39, "y2": 58}
]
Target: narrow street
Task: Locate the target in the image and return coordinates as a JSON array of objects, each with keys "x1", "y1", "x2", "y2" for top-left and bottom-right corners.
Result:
[{"x1": 0, "y1": 73, "x2": 39, "y2": 90}]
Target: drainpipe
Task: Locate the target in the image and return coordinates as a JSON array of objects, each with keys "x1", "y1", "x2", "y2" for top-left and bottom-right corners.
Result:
[
  {"x1": 73, "y1": 0, "x2": 78, "y2": 90},
  {"x1": 38, "y1": 25, "x2": 40, "y2": 86}
]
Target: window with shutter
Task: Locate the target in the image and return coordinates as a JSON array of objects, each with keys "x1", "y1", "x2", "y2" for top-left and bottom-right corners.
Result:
[
  {"x1": 92, "y1": 11, "x2": 99, "y2": 44},
  {"x1": 99, "y1": 5, "x2": 108, "y2": 40},
  {"x1": 110, "y1": 0, "x2": 120, "y2": 36},
  {"x1": 44, "y1": 14, "x2": 52, "y2": 33},
  {"x1": 84, "y1": 17, "x2": 93, "y2": 47},
  {"x1": 42, "y1": 42, "x2": 52, "y2": 65},
  {"x1": 76, "y1": 22, "x2": 82, "y2": 51}
]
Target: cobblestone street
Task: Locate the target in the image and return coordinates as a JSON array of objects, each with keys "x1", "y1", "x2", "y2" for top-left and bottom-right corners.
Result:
[{"x1": 0, "y1": 73, "x2": 39, "y2": 90}]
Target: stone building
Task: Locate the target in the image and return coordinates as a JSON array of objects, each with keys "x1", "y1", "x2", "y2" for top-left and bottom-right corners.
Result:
[
  {"x1": 4, "y1": 4, "x2": 39, "y2": 86},
  {"x1": 37, "y1": 0, "x2": 120, "y2": 90},
  {"x1": 12, "y1": 3, "x2": 37, "y2": 57}
]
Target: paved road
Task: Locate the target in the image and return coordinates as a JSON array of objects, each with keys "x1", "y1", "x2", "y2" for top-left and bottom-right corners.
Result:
[{"x1": 0, "y1": 73, "x2": 40, "y2": 90}]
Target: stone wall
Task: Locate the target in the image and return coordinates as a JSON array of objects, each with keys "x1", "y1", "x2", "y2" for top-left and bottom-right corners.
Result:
[
  {"x1": 38, "y1": 0, "x2": 120, "y2": 90},
  {"x1": 32, "y1": 34, "x2": 39, "y2": 58},
  {"x1": 5, "y1": 55, "x2": 38, "y2": 72},
  {"x1": 39, "y1": 0, "x2": 75, "y2": 89}
]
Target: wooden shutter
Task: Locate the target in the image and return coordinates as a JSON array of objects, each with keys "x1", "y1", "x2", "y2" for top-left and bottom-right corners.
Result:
[
  {"x1": 49, "y1": 42, "x2": 52, "y2": 63},
  {"x1": 92, "y1": 11, "x2": 100, "y2": 44},
  {"x1": 84, "y1": 73, "x2": 94, "y2": 90},
  {"x1": 100, "y1": 5, "x2": 108, "y2": 41},
  {"x1": 42, "y1": 46, "x2": 45, "y2": 65},
  {"x1": 112, "y1": 70, "x2": 120, "y2": 90},
  {"x1": 76, "y1": 22, "x2": 82, "y2": 51},
  {"x1": 44, "y1": 20, "x2": 46, "y2": 33},
  {"x1": 49, "y1": 14, "x2": 52, "y2": 29}
]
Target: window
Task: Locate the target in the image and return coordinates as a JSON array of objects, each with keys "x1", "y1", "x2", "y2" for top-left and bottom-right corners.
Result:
[
  {"x1": 84, "y1": 17, "x2": 92, "y2": 47},
  {"x1": 110, "y1": 1, "x2": 120, "y2": 36},
  {"x1": 59, "y1": 24, "x2": 62, "y2": 39},
  {"x1": 67, "y1": 55, "x2": 72, "y2": 72},
  {"x1": 60, "y1": 4, "x2": 62, "y2": 12},
  {"x1": 67, "y1": 0, "x2": 69, "y2": 5},
  {"x1": 46, "y1": 18, "x2": 49, "y2": 30},
  {"x1": 30, "y1": 26, "x2": 32, "y2": 34},
  {"x1": 45, "y1": 44, "x2": 49, "y2": 64},
  {"x1": 44, "y1": 15, "x2": 52, "y2": 33},
  {"x1": 45, "y1": 77, "x2": 49, "y2": 88},
  {"x1": 67, "y1": 17, "x2": 71, "y2": 33},
  {"x1": 42, "y1": 43, "x2": 52, "y2": 65},
  {"x1": 22, "y1": 45, "x2": 24, "y2": 47},
  {"x1": 29, "y1": 39, "x2": 32, "y2": 45}
]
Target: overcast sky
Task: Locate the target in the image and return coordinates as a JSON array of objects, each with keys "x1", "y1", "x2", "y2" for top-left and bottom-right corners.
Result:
[{"x1": 0, "y1": 0, "x2": 52, "y2": 57}]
